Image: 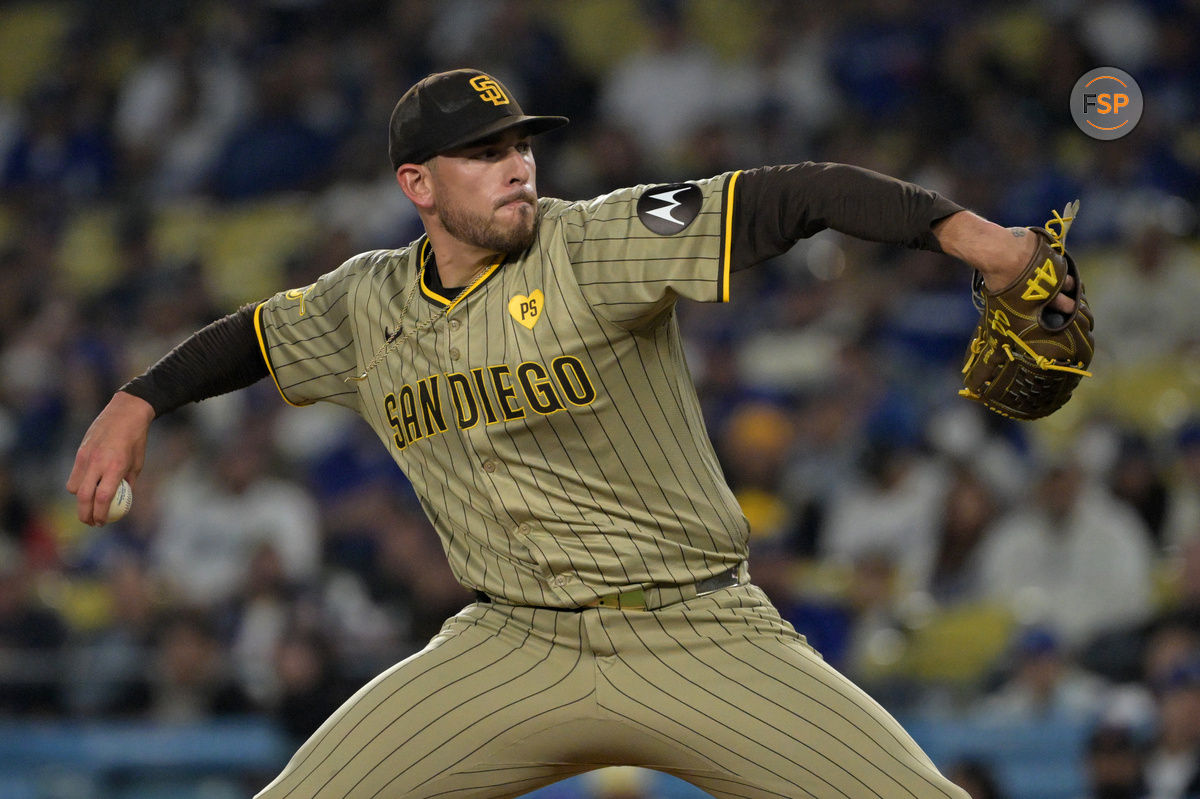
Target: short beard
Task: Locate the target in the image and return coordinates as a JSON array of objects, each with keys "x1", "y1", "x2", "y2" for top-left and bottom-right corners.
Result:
[{"x1": 439, "y1": 194, "x2": 539, "y2": 254}]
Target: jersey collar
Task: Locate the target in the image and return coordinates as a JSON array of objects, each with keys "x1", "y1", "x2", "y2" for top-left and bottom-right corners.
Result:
[{"x1": 417, "y1": 237, "x2": 506, "y2": 309}]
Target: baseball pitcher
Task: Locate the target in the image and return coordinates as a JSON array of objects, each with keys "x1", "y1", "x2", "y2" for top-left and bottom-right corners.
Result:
[{"x1": 68, "y1": 69, "x2": 1089, "y2": 798}]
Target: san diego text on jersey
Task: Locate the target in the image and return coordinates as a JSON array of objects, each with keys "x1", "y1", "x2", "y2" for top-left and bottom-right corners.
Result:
[{"x1": 381, "y1": 355, "x2": 597, "y2": 450}]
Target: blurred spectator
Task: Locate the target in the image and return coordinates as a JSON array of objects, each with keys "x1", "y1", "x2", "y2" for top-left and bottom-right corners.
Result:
[
  {"x1": 112, "y1": 22, "x2": 251, "y2": 197},
  {"x1": 314, "y1": 132, "x2": 422, "y2": 251},
  {"x1": 1142, "y1": 619, "x2": 1200, "y2": 695},
  {"x1": 778, "y1": 381, "x2": 871, "y2": 558},
  {"x1": 973, "y1": 627, "x2": 1108, "y2": 723},
  {"x1": 0, "y1": 243, "x2": 46, "y2": 353},
  {"x1": 827, "y1": 0, "x2": 939, "y2": 124},
  {"x1": 65, "y1": 558, "x2": 159, "y2": 717},
  {"x1": 209, "y1": 45, "x2": 342, "y2": 199},
  {"x1": 716, "y1": 399, "x2": 798, "y2": 544},
  {"x1": 0, "y1": 545, "x2": 68, "y2": 716},
  {"x1": 1143, "y1": 658, "x2": 1200, "y2": 799},
  {"x1": 144, "y1": 609, "x2": 253, "y2": 723},
  {"x1": 0, "y1": 456, "x2": 57, "y2": 569},
  {"x1": 225, "y1": 542, "x2": 306, "y2": 706},
  {"x1": 915, "y1": 462, "x2": 999, "y2": 606},
  {"x1": 556, "y1": 122, "x2": 651, "y2": 199},
  {"x1": 1165, "y1": 421, "x2": 1200, "y2": 551},
  {"x1": 1081, "y1": 613, "x2": 1200, "y2": 732},
  {"x1": 1089, "y1": 219, "x2": 1200, "y2": 364},
  {"x1": 1, "y1": 81, "x2": 114, "y2": 201},
  {"x1": 818, "y1": 429, "x2": 947, "y2": 589},
  {"x1": 271, "y1": 629, "x2": 348, "y2": 747},
  {"x1": 597, "y1": 2, "x2": 725, "y2": 170},
  {"x1": 719, "y1": 4, "x2": 841, "y2": 164},
  {"x1": 977, "y1": 459, "x2": 1157, "y2": 650},
  {"x1": 1080, "y1": 723, "x2": 1147, "y2": 799},
  {"x1": 1109, "y1": 431, "x2": 1172, "y2": 549},
  {"x1": 361, "y1": 496, "x2": 475, "y2": 651},
  {"x1": 841, "y1": 551, "x2": 908, "y2": 687},
  {"x1": 946, "y1": 758, "x2": 1008, "y2": 799},
  {"x1": 152, "y1": 430, "x2": 321, "y2": 608},
  {"x1": 735, "y1": 260, "x2": 866, "y2": 397}
]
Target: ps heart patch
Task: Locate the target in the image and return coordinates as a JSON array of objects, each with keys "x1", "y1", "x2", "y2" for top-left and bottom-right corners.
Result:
[{"x1": 508, "y1": 290, "x2": 544, "y2": 329}]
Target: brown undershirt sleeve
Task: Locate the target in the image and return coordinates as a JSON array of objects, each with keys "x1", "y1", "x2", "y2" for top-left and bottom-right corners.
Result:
[
  {"x1": 119, "y1": 302, "x2": 269, "y2": 417},
  {"x1": 729, "y1": 162, "x2": 965, "y2": 271}
]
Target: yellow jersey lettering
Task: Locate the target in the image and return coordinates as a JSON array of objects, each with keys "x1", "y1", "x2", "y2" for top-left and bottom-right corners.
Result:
[
  {"x1": 383, "y1": 393, "x2": 407, "y2": 450},
  {"x1": 516, "y1": 362, "x2": 564, "y2": 415},
  {"x1": 470, "y1": 367, "x2": 500, "y2": 424},
  {"x1": 552, "y1": 356, "x2": 596, "y2": 406},
  {"x1": 446, "y1": 372, "x2": 479, "y2": 429},
  {"x1": 489, "y1": 365, "x2": 526, "y2": 421},
  {"x1": 398, "y1": 384, "x2": 422, "y2": 442},
  {"x1": 418, "y1": 375, "x2": 448, "y2": 434}
]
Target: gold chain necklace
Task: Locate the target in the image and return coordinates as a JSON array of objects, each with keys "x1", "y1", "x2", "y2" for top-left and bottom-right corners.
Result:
[{"x1": 346, "y1": 249, "x2": 492, "y2": 383}]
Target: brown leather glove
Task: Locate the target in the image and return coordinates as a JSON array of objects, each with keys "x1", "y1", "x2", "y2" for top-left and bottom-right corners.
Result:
[{"x1": 960, "y1": 201, "x2": 1095, "y2": 420}]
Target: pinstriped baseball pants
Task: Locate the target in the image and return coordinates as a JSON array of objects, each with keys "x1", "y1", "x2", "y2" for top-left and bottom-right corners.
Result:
[{"x1": 255, "y1": 585, "x2": 967, "y2": 799}]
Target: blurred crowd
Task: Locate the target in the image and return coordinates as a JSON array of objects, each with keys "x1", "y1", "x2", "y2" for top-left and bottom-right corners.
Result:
[{"x1": 1, "y1": 0, "x2": 1199, "y2": 797}]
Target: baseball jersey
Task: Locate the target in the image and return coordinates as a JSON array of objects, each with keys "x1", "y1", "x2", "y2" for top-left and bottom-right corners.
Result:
[{"x1": 257, "y1": 173, "x2": 746, "y2": 607}]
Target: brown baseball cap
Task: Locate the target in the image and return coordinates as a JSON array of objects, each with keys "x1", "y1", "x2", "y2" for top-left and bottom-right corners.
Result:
[{"x1": 388, "y1": 69, "x2": 568, "y2": 170}]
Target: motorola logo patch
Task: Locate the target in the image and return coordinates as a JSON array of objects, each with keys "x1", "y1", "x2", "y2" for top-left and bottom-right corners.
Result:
[{"x1": 636, "y1": 183, "x2": 702, "y2": 235}]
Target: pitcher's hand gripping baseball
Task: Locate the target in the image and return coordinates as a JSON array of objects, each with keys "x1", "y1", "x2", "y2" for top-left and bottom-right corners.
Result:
[
  {"x1": 959, "y1": 201, "x2": 1095, "y2": 420},
  {"x1": 66, "y1": 391, "x2": 154, "y2": 525}
]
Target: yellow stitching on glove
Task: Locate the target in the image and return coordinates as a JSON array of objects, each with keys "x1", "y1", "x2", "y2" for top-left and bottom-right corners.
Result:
[
  {"x1": 1001, "y1": 327, "x2": 1093, "y2": 377},
  {"x1": 961, "y1": 336, "x2": 987, "y2": 375}
]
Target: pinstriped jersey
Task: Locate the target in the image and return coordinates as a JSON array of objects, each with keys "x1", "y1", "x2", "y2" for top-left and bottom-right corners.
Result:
[{"x1": 256, "y1": 172, "x2": 747, "y2": 607}]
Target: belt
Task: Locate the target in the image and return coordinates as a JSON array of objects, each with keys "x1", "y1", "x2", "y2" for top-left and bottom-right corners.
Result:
[{"x1": 474, "y1": 563, "x2": 744, "y2": 612}]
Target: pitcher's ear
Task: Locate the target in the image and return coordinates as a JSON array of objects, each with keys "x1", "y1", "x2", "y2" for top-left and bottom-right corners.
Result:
[{"x1": 397, "y1": 163, "x2": 434, "y2": 210}]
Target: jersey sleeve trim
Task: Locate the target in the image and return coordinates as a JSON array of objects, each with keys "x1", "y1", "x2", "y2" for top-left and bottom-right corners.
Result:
[
  {"x1": 254, "y1": 301, "x2": 309, "y2": 408},
  {"x1": 720, "y1": 170, "x2": 742, "y2": 302}
]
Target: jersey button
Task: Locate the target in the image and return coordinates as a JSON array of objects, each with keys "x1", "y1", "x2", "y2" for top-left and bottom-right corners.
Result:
[
  {"x1": 449, "y1": 319, "x2": 462, "y2": 331},
  {"x1": 449, "y1": 347, "x2": 461, "y2": 361},
  {"x1": 482, "y1": 459, "x2": 497, "y2": 473},
  {"x1": 517, "y1": 523, "x2": 531, "y2": 535}
]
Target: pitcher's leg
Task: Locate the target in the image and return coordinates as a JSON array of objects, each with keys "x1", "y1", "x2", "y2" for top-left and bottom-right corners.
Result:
[
  {"x1": 592, "y1": 587, "x2": 968, "y2": 799},
  {"x1": 256, "y1": 604, "x2": 596, "y2": 799}
]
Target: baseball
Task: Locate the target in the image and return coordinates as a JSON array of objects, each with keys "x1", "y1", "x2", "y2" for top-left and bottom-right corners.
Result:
[{"x1": 107, "y1": 479, "x2": 133, "y2": 523}]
